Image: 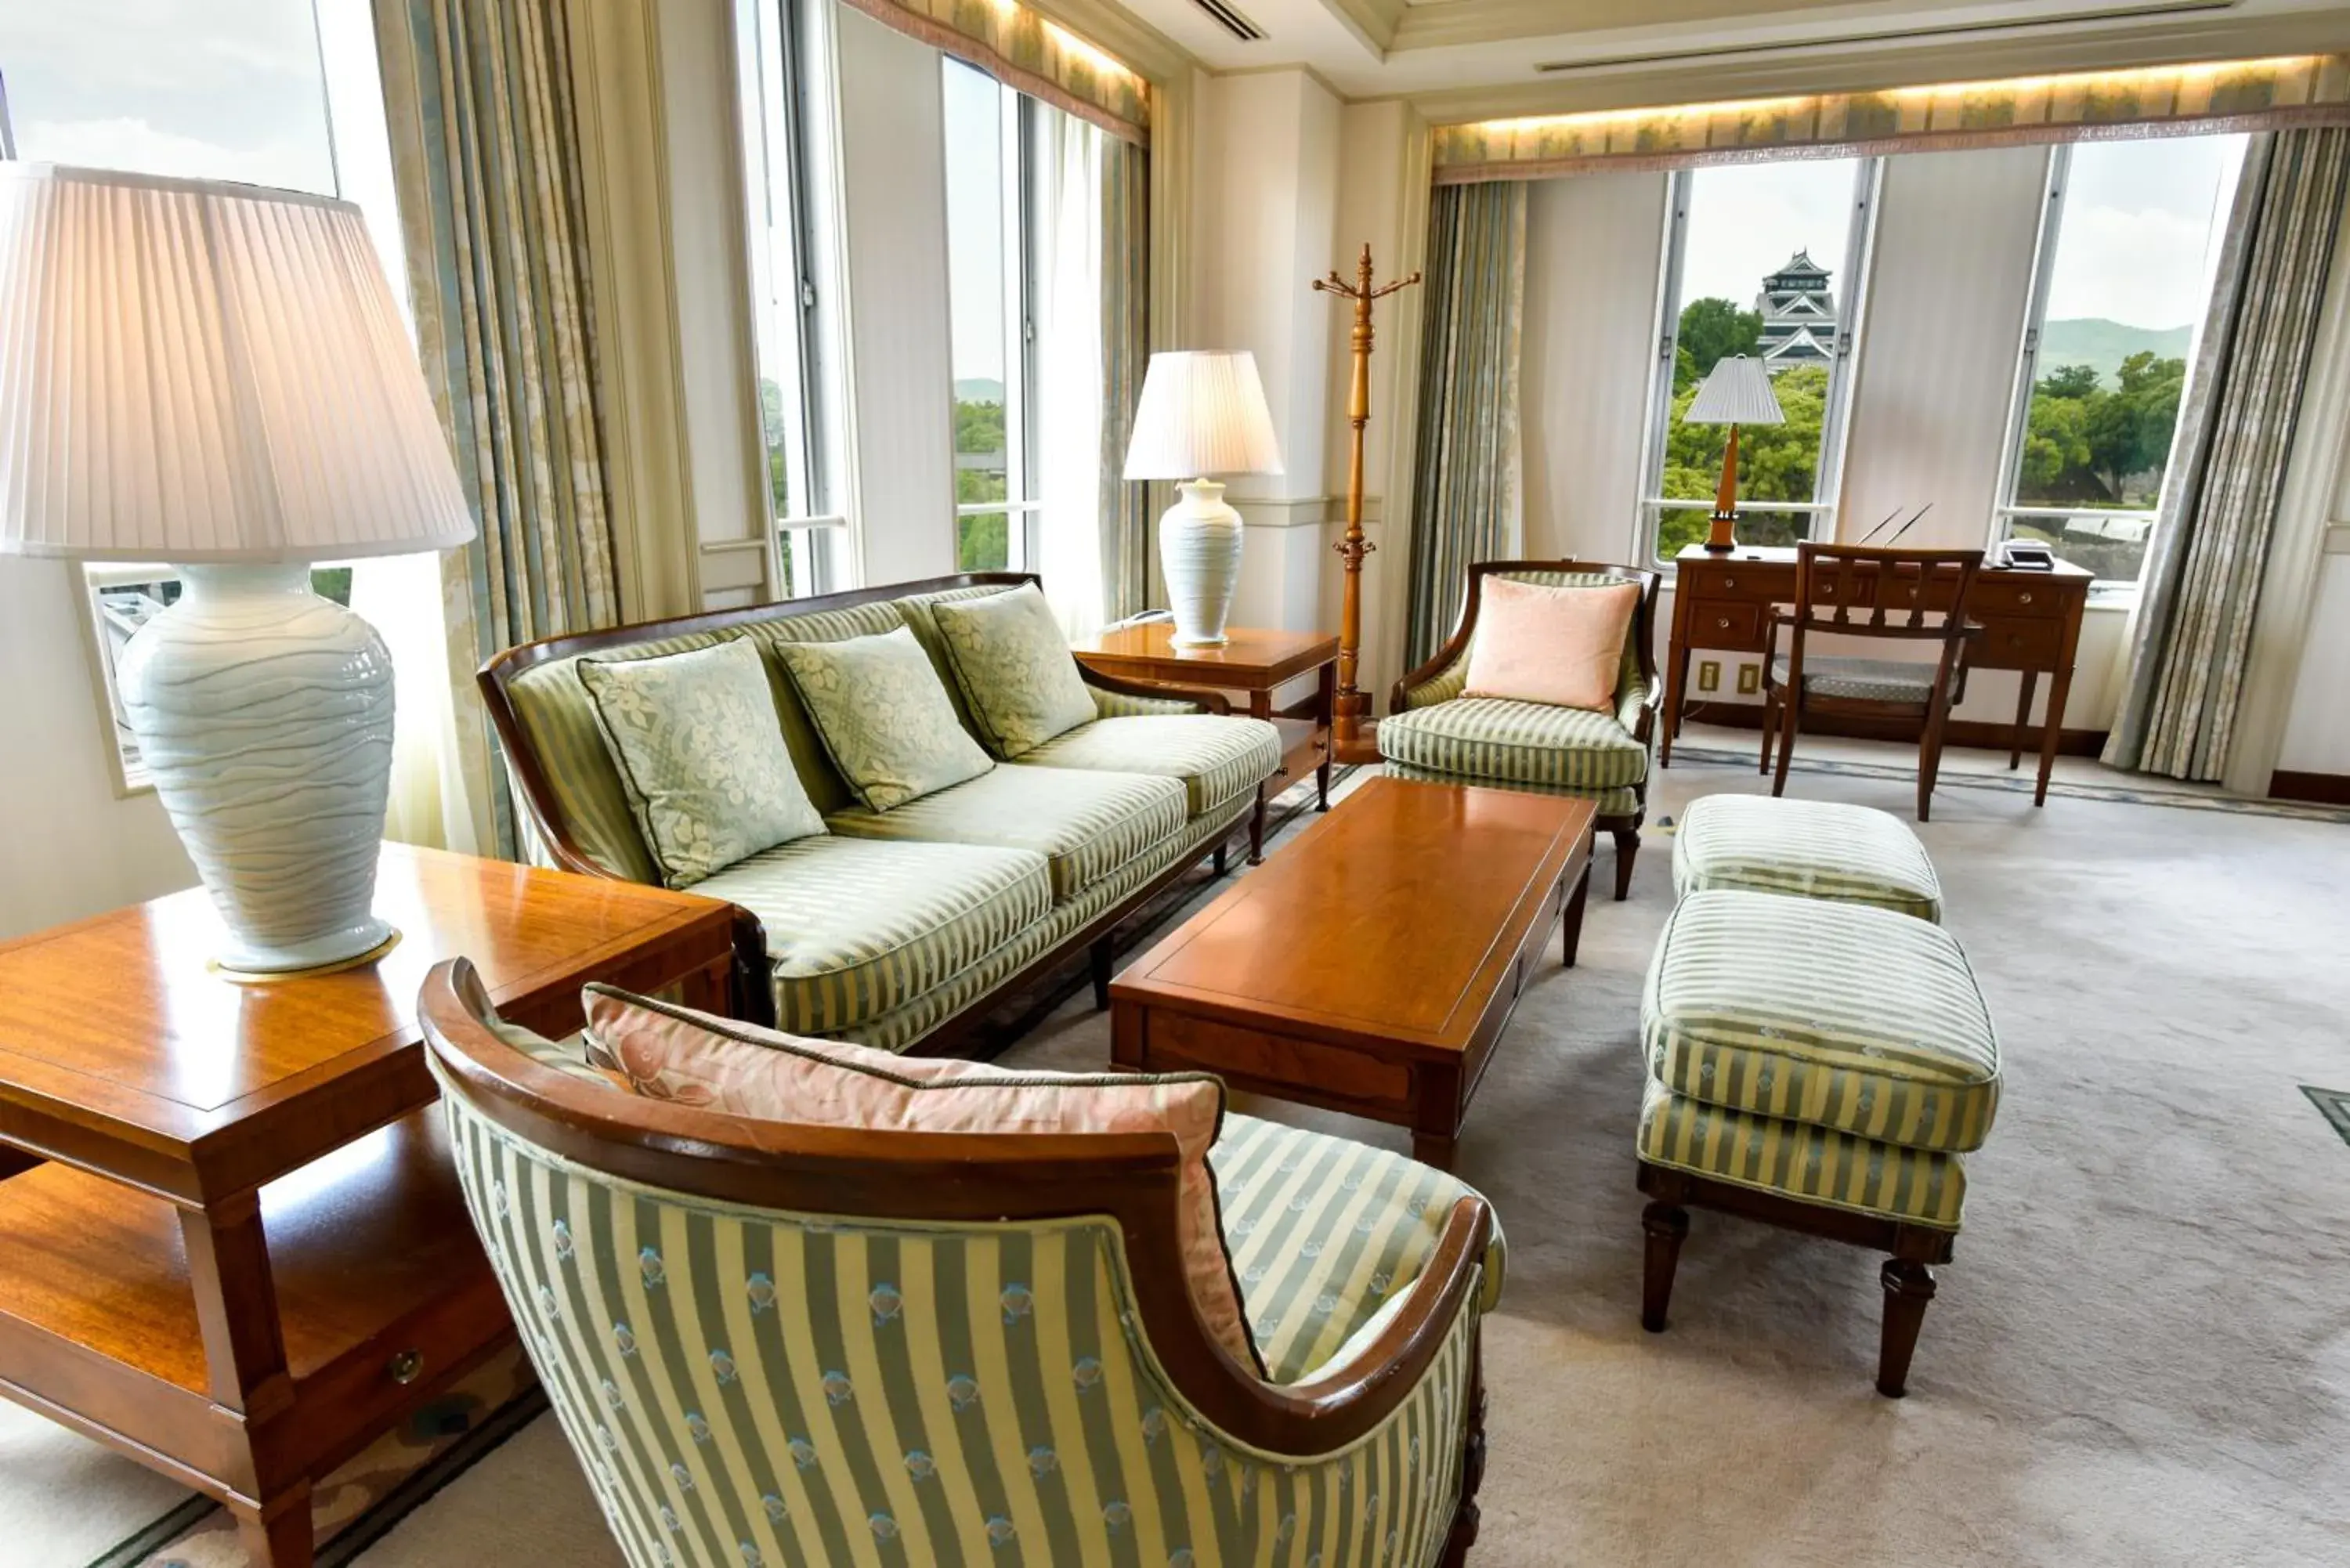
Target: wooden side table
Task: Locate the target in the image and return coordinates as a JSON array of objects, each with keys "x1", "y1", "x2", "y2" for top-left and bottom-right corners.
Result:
[
  {"x1": 1071, "y1": 623, "x2": 1342, "y2": 861},
  {"x1": 0, "y1": 845, "x2": 736, "y2": 1566}
]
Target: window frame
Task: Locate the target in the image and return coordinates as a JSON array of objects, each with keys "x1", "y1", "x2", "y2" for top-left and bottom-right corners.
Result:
[
  {"x1": 736, "y1": 0, "x2": 850, "y2": 598},
  {"x1": 1636, "y1": 156, "x2": 1882, "y2": 572},
  {"x1": 946, "y1": 67, "x2": 1044, "y2": 574},
  {"x1": 1987, "y1": 139, "x2": 2229, "y2": 598}
]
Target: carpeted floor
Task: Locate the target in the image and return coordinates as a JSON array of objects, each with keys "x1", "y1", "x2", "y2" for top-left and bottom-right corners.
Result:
[{"x1": 11, "y1": 756, "x2": 2349, "y2": 1565}]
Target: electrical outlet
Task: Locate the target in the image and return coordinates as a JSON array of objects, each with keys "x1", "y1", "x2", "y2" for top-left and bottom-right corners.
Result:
[
  {"x1": 1736, "y1": 663, "x2": 1760, "y2": 695},
  {"x1": 1697, "y1": 659, "x2": 1720, "y2": 692}
]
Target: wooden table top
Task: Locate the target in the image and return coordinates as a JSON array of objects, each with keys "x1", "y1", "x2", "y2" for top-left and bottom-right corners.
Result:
[
  {"x1": 0, "y1": 844, "x2": 731, "y2": 1201},
  {"x1": 1112, "y1": 777, "x2": 1595, "y2": 1057},
  {"x1": 1069, "y1": 623, "x2": 1340, "y2": 686}
]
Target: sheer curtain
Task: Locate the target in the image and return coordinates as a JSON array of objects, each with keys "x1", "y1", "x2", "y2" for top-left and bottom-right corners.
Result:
[{"x1": 1036, "y1": 109, "x2": 1108, "y2": 639}]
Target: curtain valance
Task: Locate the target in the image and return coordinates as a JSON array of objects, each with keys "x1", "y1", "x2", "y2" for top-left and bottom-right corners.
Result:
[
  {"x1": 1432, "y1": 54, "x2": 2350, "y2": 182},
  {"x1": 839, "y1": 0, "x2": 1150, "y2": 143}
]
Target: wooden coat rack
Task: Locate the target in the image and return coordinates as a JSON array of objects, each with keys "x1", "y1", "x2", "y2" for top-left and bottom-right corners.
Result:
[{"x1": 1313, "y1": 245, "x2": 1420, "y2": 764}]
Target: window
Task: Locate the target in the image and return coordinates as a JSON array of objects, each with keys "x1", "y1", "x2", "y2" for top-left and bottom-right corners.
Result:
[
  {"x1": 943, "y1": 57, "x2": 1039, "y2": 573},
  {"x1": 736, "y1": 0, "x2": 848, "y2": 598},
  {"x1": 1994, "y1": 134, "x2": 2247, "y2": 591},
  {"x1": 1641, "y1": 157, "x2": 1878, "y2": 564}
]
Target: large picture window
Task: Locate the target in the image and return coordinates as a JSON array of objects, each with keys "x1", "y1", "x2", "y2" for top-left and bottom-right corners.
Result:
[
  {"x1": 944, "y1": 58, "x2": 1040, "y2": 573},
  {"x1": 736, "y1": 0, "x2": 848, "y2": 598},
  {"x1": 1641, "y1": 157, "x2": 1878, "y2": 563},
  {"x1": 1994, "y1": 134, "x2": 2247, "y2": 590}
]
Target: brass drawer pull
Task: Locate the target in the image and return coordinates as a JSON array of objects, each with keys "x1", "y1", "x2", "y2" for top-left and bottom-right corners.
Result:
[
  {"x1": 1723, "y1": 576, "x2": 1737, "y2": 588},
  {"x1": 2018, "y1": 591, "x2": 2034, "y2": 605},
  {"x1": 1716, "y1": 617, "x2": 1730, "y2": 630},
  {"x1": 388, "y1": 1349, "x2": 423, "y2": 1386}
]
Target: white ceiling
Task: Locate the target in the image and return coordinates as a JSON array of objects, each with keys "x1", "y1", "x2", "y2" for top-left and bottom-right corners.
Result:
[{"x1": 1106, "y1": 0, "x2": 2350, "y2": 119}]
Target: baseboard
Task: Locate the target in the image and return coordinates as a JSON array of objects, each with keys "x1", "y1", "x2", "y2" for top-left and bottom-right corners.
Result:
[
  {"x1": 2269, "y1": 769, "x2": 2350, "y2": 805},
  {"x1": 1677, "y1": 700, "x2": 2109, "y2": 757}
]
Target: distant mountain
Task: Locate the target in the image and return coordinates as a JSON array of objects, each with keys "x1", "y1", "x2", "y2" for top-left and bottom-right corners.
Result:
[
  {"x1": 954, "y1": 378, "x2": 1005, "y2": 405},
  {"x1": 2038, "y1": 319, "x2": 2193, "y2": 385}
]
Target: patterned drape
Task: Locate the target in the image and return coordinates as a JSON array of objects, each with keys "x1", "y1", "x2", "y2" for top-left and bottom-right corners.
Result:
[
  {"x1": 837, "y1": 0, "x2": 1148, "y2": 144},
  {"x1": 2105, "y1": 127, "x2": 2350, "y2": 780},
  {"x1": 1098, "y1": 137, "x2": 1151, "y2": 623},
  {"x1": 1405, "y1": 181, "x2": 1528, "y2": 668},
  {"x1": 1434, "y1": 55, "x2": 2350, "y2": 182},
  {"x1": 377, "y1": 0, "x2": 623, "y2": 857}
]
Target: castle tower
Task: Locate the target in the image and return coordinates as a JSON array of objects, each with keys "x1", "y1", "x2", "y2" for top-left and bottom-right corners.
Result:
[{"x1": 1757, "y1": 250, "x2": 1836, "y2": 372}]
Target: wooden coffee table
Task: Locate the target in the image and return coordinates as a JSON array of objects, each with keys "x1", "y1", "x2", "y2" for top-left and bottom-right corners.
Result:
[
  {"x1": 1110, "y1": 776, "x2": 1595, "y2": 1169},
  {"x1": 0, "y1": 846, "x2": 736, "y2": 1566}
]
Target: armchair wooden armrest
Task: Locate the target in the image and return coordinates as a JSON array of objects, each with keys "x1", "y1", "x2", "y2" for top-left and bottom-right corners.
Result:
[{"x1": 1077, "y1": 663, "x2": 1234, "y2": 716}]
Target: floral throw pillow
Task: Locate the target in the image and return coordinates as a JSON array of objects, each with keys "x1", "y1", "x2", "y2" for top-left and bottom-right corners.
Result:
[
  {"x1": 577, "y1": 638, "x2": 826, "y2": 889},
  {"x1": 930, "y1": 583, "x2": 1098, "y2": 758},
  {"x1": 775, "y1": 626, "x2": 994, "y2": 811}
]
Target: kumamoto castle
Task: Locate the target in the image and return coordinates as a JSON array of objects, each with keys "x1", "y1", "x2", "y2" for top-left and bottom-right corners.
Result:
[{"x1": 1758, "y1": 249, "x2": 1838, "y2": 370}]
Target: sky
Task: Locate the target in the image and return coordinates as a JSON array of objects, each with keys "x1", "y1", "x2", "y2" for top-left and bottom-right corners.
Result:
[
  {"x1": 1680, "y1": 157, "x2": 1862, "y2": 314},
  {"x1": 2043, "y1": 133, "x2": 2244, "y2": 329},
  {"x1": 942, "y1": 57, "x2": 1007, "y2": 387}
]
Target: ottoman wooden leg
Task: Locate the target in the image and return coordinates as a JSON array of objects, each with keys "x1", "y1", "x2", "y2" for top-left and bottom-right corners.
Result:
[
  {"x1": 1877, "y1": 1259, "x2": 1937, "y2": 1397},
  {"x1": 1611, "y1": 827, "x2": 1640, "y2": 901},
  {"x1": 1640, "y1": 1201, "x2": 1690, "y2": 1332}
]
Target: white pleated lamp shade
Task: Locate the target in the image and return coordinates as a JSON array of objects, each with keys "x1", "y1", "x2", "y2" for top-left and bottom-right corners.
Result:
[
  {"x1": 0, "y1": 164, "x2": 475, "y2": 562},
  {"x1": 1683, "y1": 355, "x2": 1786, "y2": 427},
  {"x1": 1123, "y1": 350, "x2": 1285, "y2": 481}
]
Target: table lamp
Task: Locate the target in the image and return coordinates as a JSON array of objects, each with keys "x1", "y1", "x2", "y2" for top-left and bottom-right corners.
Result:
[
  {"x1": 1682, "y1": 355, "x2": 1784, "y2": 553},
  {"x1": 1121, "y1": 349, "x2": 1284, "y2": 647},
  {"x1": 0, "y1": 165, "x2": 475, "y2": 977}
]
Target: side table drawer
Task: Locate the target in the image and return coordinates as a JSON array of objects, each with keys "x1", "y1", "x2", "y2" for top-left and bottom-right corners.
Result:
[{"x1": 1683, "y1": 600, "x2": 1765, "y2": 648}]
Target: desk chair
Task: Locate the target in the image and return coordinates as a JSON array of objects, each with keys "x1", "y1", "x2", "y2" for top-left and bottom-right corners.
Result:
[{"x1": 1761, "y1": 544, "x2": 1983, "y2": 820}]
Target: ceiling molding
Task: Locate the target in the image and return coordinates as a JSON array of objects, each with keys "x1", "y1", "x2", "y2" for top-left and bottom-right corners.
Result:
[
  {"x1": 1392, "y1": 0, "x2": 1918, "y2": 53},
  {"x1": 1026, "y1": 0, "x2": 1203, "y2": 83},
  {"x1": 1399, "y1": 11, "x2": 2350, "y2": 123},
  {"x1": 1318, "y1": 0, "x2": 1405, "y2": 55}
]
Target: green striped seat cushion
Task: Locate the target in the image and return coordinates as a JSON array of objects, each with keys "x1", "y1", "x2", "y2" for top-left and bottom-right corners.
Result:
[
  {"x1": 1380, "y1": 761, "x2": 1643, "y2": 818},
  {"x1": 1018, "y1": 715, "x2": 1281, "y2": 818},
  {"x1": 826, "y1": 764, "x2": 1187, "y2": 904},
  {"x1": 1771, "y1": 654, "x2": 1941, "y2": 704},
  {"x1": 447, "y1": 1093, "x2": 1485, "y2": 1568},
  {"x1": 1376, "y1": 697, "x2": 1647, "y2": 793},
  {"x1": 692, "y1": 836, "x2": 1054, "y2": 1035},
  {"x1": 1212, "y1": 1114, "x2": 1508, "y2": 1386},
  {"x1": 1672, "y1": 793, "x2": 1943, "y2": 922},
  {"x1": 1644, "y1": 889, "x2": 1999, "y2": 1153},
  {"x1": 1640, "y1": 1079, "x2": 1968, "y2": 1229}
]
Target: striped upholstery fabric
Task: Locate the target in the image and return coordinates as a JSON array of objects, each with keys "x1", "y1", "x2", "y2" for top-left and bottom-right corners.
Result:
[
  {"x1": 1398, "y1": 571, "x2": 1645, "y2": 716},
  {"x1": 1089, "y1": 685, "x2": 1204, "y2": 719},
  {"x1": 1770, "y1": 655, "x2": 1943, "y2": 705},
  {"x1": 832, "y1": 806, "x2": 1238, "y2": 1052},
  {"x1": 1672, "y1": 794, "x2": 1943, "y2": 922},
  {"x1": 696, "y1": 838, "x2": 1054, "y2": 1035},
  {"x1": 828, "y1": 766, "x2": 1188, "y2": 905},
  {"x1": 1019, "y1": 716, "x2": 1281, "y2": 818},
  {"x1": 1377, "y1": 698, "x2": 1648, "y2": 792},
  {"x1": 1639, "y1": 1079, "x2": 1967, "y2": 1228},
  {"x1": 1212, "y1": 1115, "x2": 1507, "y2": 1386},
  {"x1": 444, "y1": 1091, "x2": 1486, "y2": 1568},
  {"x1": 504, "y1": 630, "x2": 730, "y2": 883},
  {"x1": 1379, "y1": 762, "x2": 1641, "y2": 818},
  {"x1": 1643, "y1": 891, "x2": 2000, "y2": 1154}
]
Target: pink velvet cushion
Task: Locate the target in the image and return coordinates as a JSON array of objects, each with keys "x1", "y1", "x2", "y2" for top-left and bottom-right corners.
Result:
[
  {"x1": 1461, "y1": 576, "x2": 1640, "y2": 711},
  {"x1": 579, "y1": 985, "x2": 1265, "y2": 1377}
]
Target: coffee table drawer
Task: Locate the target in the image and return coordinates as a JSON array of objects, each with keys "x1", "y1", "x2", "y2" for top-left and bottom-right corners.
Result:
[{"x1": 1119, "y1": 1010, "x2": 1416, "y2": 1117}]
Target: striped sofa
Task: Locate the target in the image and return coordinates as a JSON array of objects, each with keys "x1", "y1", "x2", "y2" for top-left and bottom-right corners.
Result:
[
  {"x1": 1635, "y1": 798, "x2": 2001, "y2": 1397},
  {"x1": 422, "y1": 961, "x2": 1504, "y2": 1568},
  {"x1": 479, "y1": 574, "x2": 1281, "y2": 1056},
  {"x1": 1380, "y1": 562, "x2": 1662, "y2": 901}
]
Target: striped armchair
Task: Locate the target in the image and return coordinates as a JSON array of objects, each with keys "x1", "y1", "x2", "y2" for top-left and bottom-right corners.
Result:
[
  {"x1": 1382, "y1": 562, "x2": 1663, "y2": 900},
  {"x1": 421, "y1": 961, "x2": 1502, "y2": 1568}
]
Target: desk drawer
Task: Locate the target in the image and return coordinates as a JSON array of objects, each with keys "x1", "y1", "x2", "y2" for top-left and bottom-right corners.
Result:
[
  {"x1": 1972, "y1": 616, "x2": 2063, "y2": 670},
  {"x1": 1683, "y1": 600, "x2": 1764, "y2": 647},
  {"x1": 1968, "y1": 578, "x2": 2066, "y2": 616}
]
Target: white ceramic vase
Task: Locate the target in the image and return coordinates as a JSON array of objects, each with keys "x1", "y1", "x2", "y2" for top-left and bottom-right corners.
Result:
[
  {"x1": 1159, "y1": 479, "x2": 1244, "y2": 647},
  {"x1": 118, "y1": 563, "x2": 397, "y2": 974}
]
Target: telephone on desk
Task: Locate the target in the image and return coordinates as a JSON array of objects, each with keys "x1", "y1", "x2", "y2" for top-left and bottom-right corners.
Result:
[{"x1": 1998, "y1": 540, "x2": 2057, "y2": 571}]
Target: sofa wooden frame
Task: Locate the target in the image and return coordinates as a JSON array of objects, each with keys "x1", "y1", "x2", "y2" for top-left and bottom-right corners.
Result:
[
  {"x1": 477, "y1": 572, "x2": 1260, "y2": 1046},
  {"x1": 1390, "y1": 560, "x2": 1665, "y2": 901},
  {"x1": 420, "y1": 958, "x2": 1493, "y2": 1563}
]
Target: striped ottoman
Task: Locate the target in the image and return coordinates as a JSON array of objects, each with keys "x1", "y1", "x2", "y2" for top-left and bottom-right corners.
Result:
[
  {"x1": 1635, "y1": 888, "x2": 2000, "y2": 1396},
  {"x1": 1672, "y1": 793, "x2": 1943, "y2": 922}
]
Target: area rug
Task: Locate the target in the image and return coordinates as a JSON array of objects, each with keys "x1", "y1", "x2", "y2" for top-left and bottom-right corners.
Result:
[{"x1": 9, "y1": 758, "x2": 2348, "y2": 1566}]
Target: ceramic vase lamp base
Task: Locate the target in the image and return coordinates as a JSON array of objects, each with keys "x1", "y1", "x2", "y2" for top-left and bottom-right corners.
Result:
[
  {"x1": 118, "y1": 563, "x2": 401, "y2": 977},
  {"x1": 1159, "y1": 478, "x2": 1244, "y2": 647}
]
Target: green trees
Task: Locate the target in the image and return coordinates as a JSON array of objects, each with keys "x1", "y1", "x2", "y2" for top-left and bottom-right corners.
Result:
[
  {"x1": 954, "y1": 393, "x2": 1010, "y2": 568},
  {"x1": 1673, "y1": 297, "x2": 1764, "y2": 392},
  {"x1": 2016, "y1": 351, "x2": 2185, "y2": 508},
  {"x1": 1653, "y1": 298, "x2": 1823, "y2": 556}
]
